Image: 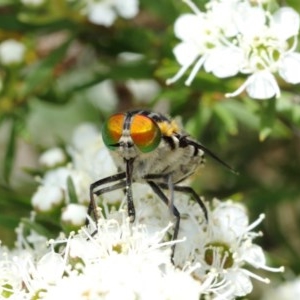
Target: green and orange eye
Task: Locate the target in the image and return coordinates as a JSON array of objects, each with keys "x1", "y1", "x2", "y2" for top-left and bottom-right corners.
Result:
[
  {"x1": 102, "y1": 113, "x2": 125, "y2": 150},
  {"x1": 102, "y1": 112, "x2": 161, "y2": 153},
  {"x1": 130, "y1": 114, "x2": 161, "y2": 153}
]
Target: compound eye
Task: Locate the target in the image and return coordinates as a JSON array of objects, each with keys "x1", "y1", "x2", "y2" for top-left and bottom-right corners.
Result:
[
  {"x1": 102, "y1": 113, "x2": 125, "y2": 150},
  {"x1": 130, "y1": 114, "x2": 161, "y2": 153}
]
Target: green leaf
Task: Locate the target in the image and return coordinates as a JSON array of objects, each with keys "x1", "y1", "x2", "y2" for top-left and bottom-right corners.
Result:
[
  {"x1": 3, "y1": 118, "x2": 17, "y2": 184},
  {"x1": 0, "y1": 0, "x2": 18, "y2": 6},
  {"x1": 67, "y1": 175, "x2": 78, "y2": 204},
  {"x1": 292, "y1": 105, "x2": 300, "y2": 125},
  {"x1": 20, "y1": 38, "x2": 72, "y2": 98},
  {"x1": 186, "y1": 102, "x2": 212, "y2": 138},
  {"x1": 142, "y1": 0, "x2": 178, "y2": 22},
  {"x1": 0, "y1": 214, "x2": 19, "y2": 229},
  {"x1": 259, "y1": 99, "x2": 276, "y2": 141},
  {"x1": 105, "y1": 60, "x2": 155, "y2": 81},
  {"x1": 221, "y1": 99, "x2": 259, "y2": 130},
  {"x1": 21, "y1": 217, "x2": 53, "y2": 238},
  {"x1": 213, "y1": 102, "x2": 238, "y2": 136}
]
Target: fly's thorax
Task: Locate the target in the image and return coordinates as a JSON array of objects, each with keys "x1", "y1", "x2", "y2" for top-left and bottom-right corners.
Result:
[
  {"x1": 133, "y1": 134, "x2": 206, "y2": 183},
  {"x1": 154, "y1": 134, "x2": 206, "y2": 183}
]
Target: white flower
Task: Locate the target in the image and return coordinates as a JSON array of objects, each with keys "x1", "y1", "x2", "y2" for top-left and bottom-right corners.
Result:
[
  {"x1": 9, "y1": 215, "x2": 203, "y2": 299},
  {"x1": 31, "y1": 185, "x2": 64, "y2": 212},
  {"x1": 31, "y1": 123, "x2": 123, "y2": 223},
  {"x1": 226, "y1": 70, "x2": 281, "y2": 100},
  {"x1": 279, "y1": 52, "x2": 300, "y2": 84},
  {"x1": 168, "y1": 0, "x2": 300, "y2": 100},
  {"x1": 68, "y1": 123, "x2": 123, "y2": 204},
  {"x1": 2, "y1": 191, "x2": 284, "y2": 299},
  {"x1": 85, "y1": 0, "x2": 139, "y2": 26},
  {"x1": 86, "y1": 80, "x2": 118, "y2": 113},
  {"x1": 39, "y1": 147, "x2": 67, "y2": 168},
  {"x1": 21, "y1": 0, "x2": 45, "y2": 6},
  {"x1": 70, "y1": 122, "x2": 100, "y2": 152},
  {"x1": 36, "y1": 252, "x2": 65, "y2": 285},
  {"x1": 0, "y1": 250, "x2": 23, "y2": 298},
  {"x1": 0, "y1": 39, "x2": 25, "y2": 66},
  {"x1": 126, "y1": 79, "x2": 161, "y2": 103},
  {"x1": 174, "y1": 199, "x2": 284, "y2": 298},
  {"x1": 43, "y1": 167, "x2": 91, "y2": 204},
  {"x1": 226, "y1": 6, "x2": 300, "y2": 99},
  {"x1": 166, "y1": 11, "x2": 225, "y2": 86},
  {"x1": 61, "y1": 203, "x2": 87, "y2": 227}
]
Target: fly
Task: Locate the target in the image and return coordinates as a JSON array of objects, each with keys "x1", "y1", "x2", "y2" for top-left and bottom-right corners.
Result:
[{"x1": 86, "y1": 110, "x2": 235, "y2": 262}]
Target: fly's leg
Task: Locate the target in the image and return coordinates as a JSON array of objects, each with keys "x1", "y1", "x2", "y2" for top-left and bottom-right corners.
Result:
[
  {"x1": 87, "y1": 172, "x2": 126, "y2": 226},
  {"x1": 147, "y1": 180, "x2": 180, "y2": 264},
  {"x1": 125, "y1": 158, "x2": 135, "y2": 222},
  {"x1": 87, "y1": 158, "x2": 136, "y2": 230},
  {"x1": 155, "y1": 182, "x2": 208, "y2": 222}
]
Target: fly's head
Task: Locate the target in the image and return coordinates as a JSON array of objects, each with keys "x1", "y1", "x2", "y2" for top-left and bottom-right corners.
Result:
[{"x1": 101, "y1": 112, "x2": 162, "y2": 161}]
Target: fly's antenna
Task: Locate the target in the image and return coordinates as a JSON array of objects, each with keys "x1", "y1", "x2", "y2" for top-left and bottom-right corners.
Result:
[{"x1": 189, "y1": 140, "x2": 238, "y2": 174}]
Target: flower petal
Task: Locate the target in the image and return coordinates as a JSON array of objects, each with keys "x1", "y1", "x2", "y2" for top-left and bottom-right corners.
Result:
[
  {"x1": 0, "y1": 39, "x2": 25, "y2": 65},
  {"x1": 234, "y1": 3, "x2": 266, "y2": 37},
  {"x1": 115, "y1": 0, "x2": 139, "y2": 19},
  {"x1": 242, "y1": 244, "x2": 266, "y2": 267},
  {"x1": 173, "y1": 42, "x2": 199, "y2": 67},
  {"x1": 88, "y1": 3, "x2": 116, "y2": 26},
  {"x1": 174, "y1": 13, "x2": 204, "y2": 41},
  {"x1": 246, "y1": 72, "x2": 280, "y2": 100},
  {"x1": 272, "y1": 7, "x2": 300, "y2": 40},
  {"x1": 279, "y1": 52, "x2": 300, "y2": 84},
  {"x1": 227, "y1": 270, "x2": 253, "y2": 297},
  {"x1": 37, "y1": 252, "x2": 65, "y2": 284},
  {"x1": 204, "y1": 47, "x2": 243, "y2": 78}
]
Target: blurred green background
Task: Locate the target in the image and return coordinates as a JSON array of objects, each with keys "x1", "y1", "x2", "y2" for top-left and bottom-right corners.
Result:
[{"x1": 0, "y1": 0, "x2": 300, "y2": 298}]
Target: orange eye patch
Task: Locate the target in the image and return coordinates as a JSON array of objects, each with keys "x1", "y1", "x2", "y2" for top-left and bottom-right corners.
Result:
[
  {"x1": 130, "y1": 114, "x2": 161, "y2": 153},
  {"x1": 102, "y1": 113, "x2": 125, "y2": 150}
]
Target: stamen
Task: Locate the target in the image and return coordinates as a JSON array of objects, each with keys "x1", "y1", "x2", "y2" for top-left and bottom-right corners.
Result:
[
  {"x1": 182, "y1": 0, "x2": 202, "y2": 15},
  {"x1": 185, "y1": 55, "x2": 206, "y2": 86},
  {"x1": 166, "y1": 61, "x2": 195, "y2": 85},
  {"x1": 246, "y1": 213, "x2": 265, "y2": 232},
  {"x1": 225, "y1": 77, "x2": 250, "y2": 98},
  {"x1": 242, "y1": 268, "x2": 271, "y2": 284}
]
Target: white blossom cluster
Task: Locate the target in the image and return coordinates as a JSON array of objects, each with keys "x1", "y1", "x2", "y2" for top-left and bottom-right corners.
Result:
[
  {"x1": 31, "y1": 123, "x2": 122, "y2": 231},
  {"x1": 20, "y1": 0, "x2": 45, "y2": 7},
  {"x1": 0, "y1": 39, "x2": 25, "y2": 66},
  {"x1": 20, "y1": 0, "x2": 139, "y2": 27},
  {"x1": 0, "y1": 123, "x2": 283, "y2": 299},
  {"x1": 0, "y1": 199, "x2": 284, "y2": 299},
  {"x1": 167, "y1": 0, "x2": 300, "y2": 100},
  {"x1": 81, "y1": 0, "x2": 139, "y2": 27}
]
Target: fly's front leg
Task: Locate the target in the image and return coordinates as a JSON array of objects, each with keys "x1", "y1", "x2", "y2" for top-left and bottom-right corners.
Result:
[
  {"x1": 86, "y1": 172, "x2": 126, "y2": 226},
  {"x1": 125, "y1": 158, "x2": 135, "y2": 222}
]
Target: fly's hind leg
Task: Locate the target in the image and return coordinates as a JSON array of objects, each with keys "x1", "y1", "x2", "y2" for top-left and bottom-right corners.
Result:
[{"x1": 147, "y1": 180, "x2": 180, "y2": 264}]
